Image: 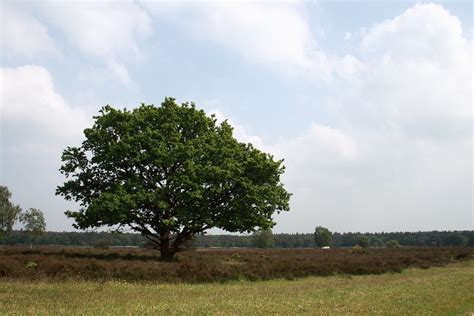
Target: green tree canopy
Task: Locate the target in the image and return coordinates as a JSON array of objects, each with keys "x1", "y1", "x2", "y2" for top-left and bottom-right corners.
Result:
[
  {"x1": 20, "y1": 208, "x2": 46, "y2": 246},
  {"x1": 357, "y1": 235, "x2": 370, "y2": 248},
  {"x1": 314, "y1": 226, "x2": 332, "y2": 248},
  {"x1": 57, "y1": 98, "x2": 291, "y2": 260},
  {"x1": 386, "y1": 239, "x2": 400, "y2": 248},
  {"x1": 0, "y1": 186, "x2": 22, "y2": 240},
  {"x1": 252, "y1": 229, "x2": 275, "y2": 248},
  {"x1": 444, "y1": 233, "x2": 467, "y2": 246}
]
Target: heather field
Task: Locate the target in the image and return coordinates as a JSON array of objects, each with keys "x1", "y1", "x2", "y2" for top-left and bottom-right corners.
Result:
[
  {"x1": 1, "y1": 260, "x2": 473, "y2": 315},
  {"x1": 0, "y1": 246, "x2": 472, "y2": 282}
]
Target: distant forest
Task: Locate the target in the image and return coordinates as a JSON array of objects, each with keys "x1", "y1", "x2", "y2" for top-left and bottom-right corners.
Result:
[{"x1": 2, "y1": 230, "x2": 473, "y2": 248}]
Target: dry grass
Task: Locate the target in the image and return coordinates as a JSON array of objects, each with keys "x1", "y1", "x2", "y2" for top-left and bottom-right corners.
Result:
[{"x1": 0, "y1": 260, "x2": 473, "y2": 315}]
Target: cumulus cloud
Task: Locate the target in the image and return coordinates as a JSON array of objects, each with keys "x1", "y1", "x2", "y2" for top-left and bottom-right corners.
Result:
[
  {"x1": 271, "y1": 124, "x2": 357, "y2": 163},
  {"x1": 340, "y1": 3, "x2": 472, "y2": 135},
  {"x1": 1, "y1": 65, "x2": 91, "y2": 230},
  {"x1": 33, "y1": 1, "x2": 152, "y2": 85},
  {"x1": 210, "y1": 4, "x2": 472, "y2": 232},
  {"x1": 39, "y1": 2, "x2": 151, "y2": 59},
  {"x1": 361, "y1": 4, "x2": 466, "y2": 64},
  {"x1": 193, "y1": 2, "x2": 315, "y2": 68},
  {"x1": 0, "y1": 4, "x2": 59, "y2": 58},
  {"x1": 1, "y1": 1, "x2": 152, "y2": 85},
  {"x1": 278, "y1": 4, "x2": 472, "y2": 232},
  {"x1": 142, "y1": 1, "x2": 333, "y2": 78},
  {"x1": 1, "y1": 65, "x2": 90, "y2": 140}
]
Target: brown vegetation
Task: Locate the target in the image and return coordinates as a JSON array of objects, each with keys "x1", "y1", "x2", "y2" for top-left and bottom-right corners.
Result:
[{"x1": 0, "y1": 246, "x2": 471, "y2": 283}]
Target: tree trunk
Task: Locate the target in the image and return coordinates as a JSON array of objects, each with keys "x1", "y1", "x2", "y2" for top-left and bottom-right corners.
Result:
[
  {"x1": 160, "y1": 230, "x2": 176, "y2": 261},
  {"x1": 160, "y1": 248, "x2": 176, "y2": 261}
]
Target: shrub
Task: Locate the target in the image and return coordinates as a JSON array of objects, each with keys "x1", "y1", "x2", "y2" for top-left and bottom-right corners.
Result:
[
  {"x1": 351, "y1": 245, "x2": 366, "y2": 254},
  {"x1": 387, "y1": 240, "x2": 401, "y2": 248},
  {"x1": 25, "y1": 261, "x2": 37, "y2": 269},
  {"x1": 357, "y1": 236, "x2": 370, "y2": 248},
  {"x1": 252, "y1": 230, "x2": 275, "y2": 248}
]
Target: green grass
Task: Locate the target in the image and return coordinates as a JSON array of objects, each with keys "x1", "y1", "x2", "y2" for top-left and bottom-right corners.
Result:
[{"x1": 1, "y1": 261, "x2": 473, "y2": 315}]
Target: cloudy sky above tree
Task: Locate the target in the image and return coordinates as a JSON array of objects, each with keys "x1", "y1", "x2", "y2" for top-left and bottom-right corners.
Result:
[{"x1": 1, "y1": 0, "x2": 472, "y2": 233}]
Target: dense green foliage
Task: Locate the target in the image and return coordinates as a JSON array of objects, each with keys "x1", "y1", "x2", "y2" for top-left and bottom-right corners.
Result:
[
  {"x1": 314, "y1": 226, "x2": 332, "y2": 247},
  {"x1": 252, "y1": 229, "x2": 275, "y2": 248},
  {"x1": 357, "y1": 235, "x2": 370, "y2": 248},
  {"x1": 0, "y1": 186, "x2": 22, "y2": 240},
  {"x1": 1, "y1": 230, "x2": 144, "y2": 247},
  {"x1": 57, "y1": 98, "x2": 290, "y2": 260},
  {"x1": 2, "y1": 230, "x2": 472, "y2": 248},
  {"x1": 387, "y1": 239, "x2": 401, "y2": 248},
  {"x1": 19, "y1": 208, "x2": 46, "y2": 245}
]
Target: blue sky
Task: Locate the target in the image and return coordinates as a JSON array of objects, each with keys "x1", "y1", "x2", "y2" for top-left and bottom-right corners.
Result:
[{"x1": 1, "y1": 0, "x2": 472, "y2": 233}]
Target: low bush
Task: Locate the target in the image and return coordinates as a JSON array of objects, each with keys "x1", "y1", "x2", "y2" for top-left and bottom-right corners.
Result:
[
  {"x1": 387, "y1": 240, "x2": 401, "y2": 249},
  {"x1": 351, "y1": 245, "x2": 366, "y2": 254}
]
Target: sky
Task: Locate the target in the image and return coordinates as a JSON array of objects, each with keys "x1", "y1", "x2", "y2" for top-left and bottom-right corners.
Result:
[{"x1": 0, "y1": 0, "x2": 472, "y2": 234}]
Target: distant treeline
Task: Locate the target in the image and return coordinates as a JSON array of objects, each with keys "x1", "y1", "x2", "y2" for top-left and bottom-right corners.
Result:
[
  {"x1": 2, "y1": 230, "x2": 473, "y2": 248},
  {"x1": 198, "y1": 231, "x2": 474, "y2": 248}
]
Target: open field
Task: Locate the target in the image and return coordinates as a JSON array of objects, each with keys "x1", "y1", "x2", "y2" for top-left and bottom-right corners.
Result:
[
  {"x1": 1, "y1": 260, "x2": 473, "y2": 315},
  {"x1": 0, "y1": 246, "x2": 472, "y2": 282}
]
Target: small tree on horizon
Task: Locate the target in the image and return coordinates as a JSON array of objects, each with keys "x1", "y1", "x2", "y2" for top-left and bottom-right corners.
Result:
[
  {"x1": 0, "y1": 186, "x2": 22, "y2": 241},
  {"x1": 56, "y1": 98, "x2": 291, "y2": 261},
  {"x1": 314, "y1": 226, "x2": 332, "y2": 248},
  {"x1": 252, "y1": 229, "x2": 275, "y2": 248},
  {"x1": 386, "y1": 239, "x2": 400, "y2": 248},
  {"x1": 357, "y1": 235, "x2": 370, "y2": 248},
  {"x1": 20, "y1": 208, "x2": 46, "y2": 247}
]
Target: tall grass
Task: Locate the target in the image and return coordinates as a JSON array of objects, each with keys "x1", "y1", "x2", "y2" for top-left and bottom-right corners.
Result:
[{"x1": 0, "y1": 246, "x2": 471, "y2": 282}]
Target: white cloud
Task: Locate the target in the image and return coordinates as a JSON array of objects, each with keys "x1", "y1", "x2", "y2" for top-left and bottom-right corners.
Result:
[
  {"x1": 213, "y1": 3, "x2": 473, "y2": 232},
  {"x1": 0, "y1": 4, "x2": 59, "y2": 58},
  {"x1": 278, "y1": 3, "x2": 473, "y2": 232},
  {"x1": 271, "y1": 123, "x2": 357, "y2": 163},
  {"x1": 36, "y1": 1, "x2": 152, "y2": 85},
  {"x1": 1, "y1": 65, "x2": 90, "y2": 140},
  {"x1": 361, "y1": 4, "x2": 466, "y2": 65},
  {"x1": 342, "y1": 3, "x2": 472, "y2": 133},
  {"x1": 39, "y1": 1, "x2": 151, "y2": 59},
  {"x1": 0, "y1": 65, "x2": 92, "y2": 231},
  {"x1": 195, "y1": 2, "x2": 315, "y2": 68},
  {"x1": 142, "y1": 1, "x2": 334, "y2": 78}
]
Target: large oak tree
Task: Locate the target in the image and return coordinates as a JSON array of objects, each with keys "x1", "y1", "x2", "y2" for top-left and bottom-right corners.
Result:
[{"x1": 57, "y1": 98, "x2": 290, "y2": 260}]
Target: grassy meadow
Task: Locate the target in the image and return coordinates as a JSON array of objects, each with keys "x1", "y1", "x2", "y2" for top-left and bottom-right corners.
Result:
[
  {"x1": 1, "y1": 260, "x2": 473, "y2": 315},
  {"x1": 1, "y1": 246, "x2": 472, "y2": 314}
]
